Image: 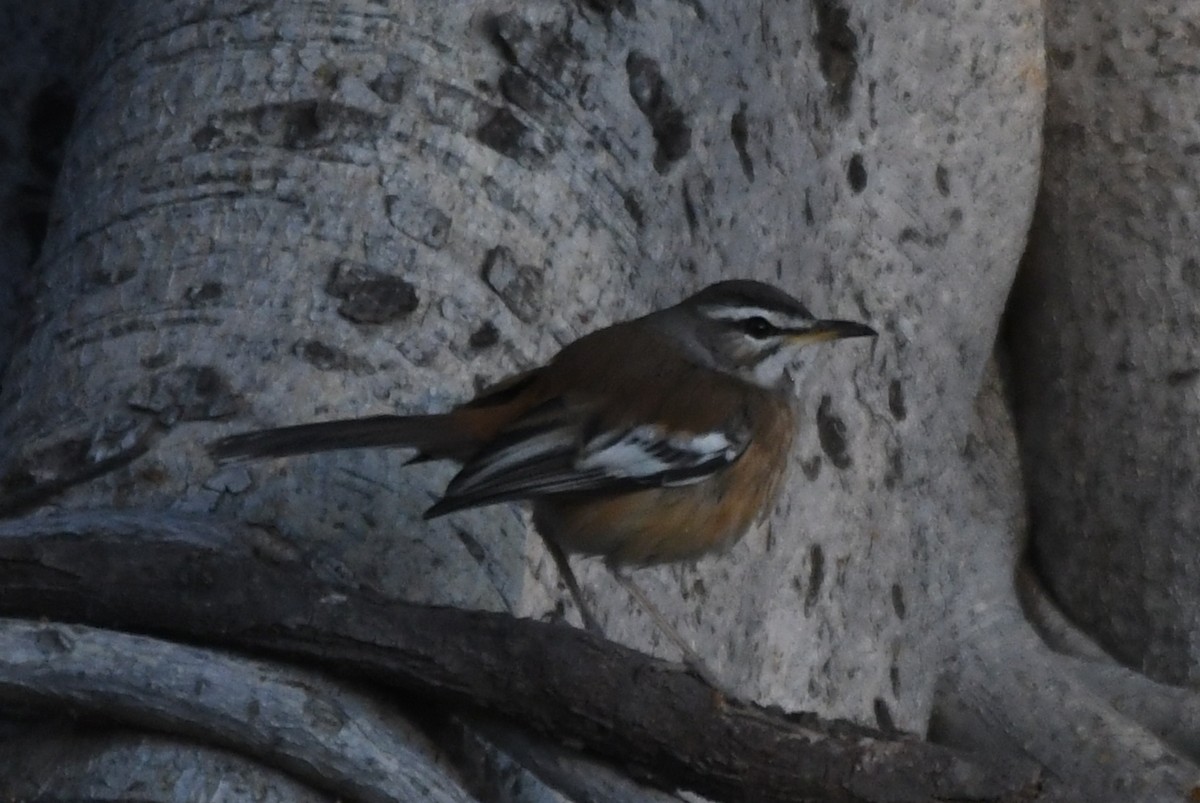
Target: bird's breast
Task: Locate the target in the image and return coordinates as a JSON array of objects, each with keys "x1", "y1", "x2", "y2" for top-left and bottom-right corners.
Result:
[{"x1": 534, "y1": 397, "x2": 796, "y2": 566}]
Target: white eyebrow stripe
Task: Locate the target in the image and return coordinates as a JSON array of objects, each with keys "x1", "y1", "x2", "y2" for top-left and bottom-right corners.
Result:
[{"x1": 696, "y1": 306, "x2": 801, "y2": 328}]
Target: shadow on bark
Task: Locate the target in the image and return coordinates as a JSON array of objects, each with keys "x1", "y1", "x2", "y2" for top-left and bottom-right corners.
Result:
[{"x1": 0, "y1": 508, "x2": 1040, "y2": 803}]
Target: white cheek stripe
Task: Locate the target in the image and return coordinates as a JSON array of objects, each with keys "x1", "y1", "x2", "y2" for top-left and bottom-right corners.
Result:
[{"x1": 751, "y1": 348, "x2": 797, "y2": 388}]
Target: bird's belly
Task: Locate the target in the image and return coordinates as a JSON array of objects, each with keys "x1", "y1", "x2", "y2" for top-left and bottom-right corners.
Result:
[
  {"x1": 534, "y1": 475, "x2": 777, "y2": 566},
  {"x1": 532, "y1": 399, "x2": 794, "y2": 566}
]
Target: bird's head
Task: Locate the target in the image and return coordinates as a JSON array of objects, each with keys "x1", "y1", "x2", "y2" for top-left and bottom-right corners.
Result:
[{"x1": 673, "y1": 280, "x2": 877, "y2": 388}]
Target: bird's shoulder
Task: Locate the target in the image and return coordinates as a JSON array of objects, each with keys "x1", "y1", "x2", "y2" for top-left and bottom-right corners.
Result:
[
  {"x1": 451, "y1": 317, "x2": 786, "y2": 440},
  {"x1": 547, "y1": 320, "x2": 781, "y2": 432}
]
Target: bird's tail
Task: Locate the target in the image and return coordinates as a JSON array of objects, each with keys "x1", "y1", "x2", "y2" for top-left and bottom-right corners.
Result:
[{"x1": 208, "y1": 414, "x2": 473, "y2": 463}]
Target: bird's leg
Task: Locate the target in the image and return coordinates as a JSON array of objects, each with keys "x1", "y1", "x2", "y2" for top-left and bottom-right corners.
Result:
[
  {"x1": 605, "y1": 562, "x2": 729, "y2": 693},
  {"x1": 543, "y1": 538, "x2": 730, "y2": 694},
  {"x1": 541, "y1": 536, "x2": 605, "y2": 636},
  {"x1": 544, "y1": 542, "x2": 729, "y2": 691}
]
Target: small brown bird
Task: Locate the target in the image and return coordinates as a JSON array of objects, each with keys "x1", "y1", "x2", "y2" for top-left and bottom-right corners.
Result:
[{"x1": 210, "y1": 280, "x2": 875, "y2": 652}]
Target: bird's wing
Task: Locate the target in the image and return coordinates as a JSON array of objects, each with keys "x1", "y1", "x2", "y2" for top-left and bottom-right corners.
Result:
[{"x1": 423, "y1": 399, "x2": 750, "y2": 518}]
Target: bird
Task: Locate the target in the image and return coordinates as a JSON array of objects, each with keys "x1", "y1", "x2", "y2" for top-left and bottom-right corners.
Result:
[{"x1": 209, "y1": 279, "x2": 876, "y2": 665}]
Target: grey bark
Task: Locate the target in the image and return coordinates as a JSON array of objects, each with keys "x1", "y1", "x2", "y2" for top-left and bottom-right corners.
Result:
[
  {"x1": 0, "y1": 1, "x2": 114, "y2": 380},
  {"x1": 0, "y1": 615, "x2": 474, "y2": 803},
  {"x1": 1011, "y1": 0, "x2": 1200, "y2": 685},
  {"x1": 3, "y1": 727, "x2": 336, "y2": 803},
  {"x1": 0, "y1": 510, "x2": 1039, "y2": 803},
  {"x1": 2, "y1": 0, "x2": 1198, "y2": 800},
  {"x1": 0, "y1": 0, "x2": 1041, "y2": 718}
]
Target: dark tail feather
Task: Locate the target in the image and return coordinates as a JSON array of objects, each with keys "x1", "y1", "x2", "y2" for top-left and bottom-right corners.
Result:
[{"x1": 208, "y1": 414, "x2": 468, "y2": 462}]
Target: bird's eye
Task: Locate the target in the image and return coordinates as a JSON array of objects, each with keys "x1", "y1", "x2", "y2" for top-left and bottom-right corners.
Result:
[{"x1": 740, "y1": 316, "x2": 775, "y2": 338}]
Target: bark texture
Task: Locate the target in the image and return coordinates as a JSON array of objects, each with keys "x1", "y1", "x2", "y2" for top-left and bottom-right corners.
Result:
[
  {"x1": 0, "y1": 510, "x2": 1040, "y2": 803},
  {"x1": 1011, "y1": 1, "x2": 1200, "y2": 683},
  {"x1": 4, "y1": 0, "x2": 1198, "y2": 801},
  {"x1": 3, "y1": 728, "x2": 336, "y2": 803},
  {"x1": 0, "y1": 1, "x2": 114, "y2": 381},
  {"x1": 0, "y1": 0, "x2": 1042, "y2": 725}
]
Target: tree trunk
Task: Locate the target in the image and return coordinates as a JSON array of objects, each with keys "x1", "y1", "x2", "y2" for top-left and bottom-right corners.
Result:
[{"x1": 1011, "y1": 0, "x2": 1200, "y2": 685}]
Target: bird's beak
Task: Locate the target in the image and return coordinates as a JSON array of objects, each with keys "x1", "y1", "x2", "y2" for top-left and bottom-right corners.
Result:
[{"x1": 788, "y1": 319, "x2": 878, "y2": 345}]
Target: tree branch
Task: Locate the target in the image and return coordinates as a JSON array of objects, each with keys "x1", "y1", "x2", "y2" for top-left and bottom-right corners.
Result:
[
  {"x1": 0, "y1": 509, "x2": 1039, "y2": 802},
  {"x1": 1, "y1": 725, "x2": 339, "y2": 803},
  {"x1": 0, "y1": 618, "x2": 473, "y2": 803},
  {"x1": 933, "y1": 606, "x2": 1200, "y2": 801}
]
